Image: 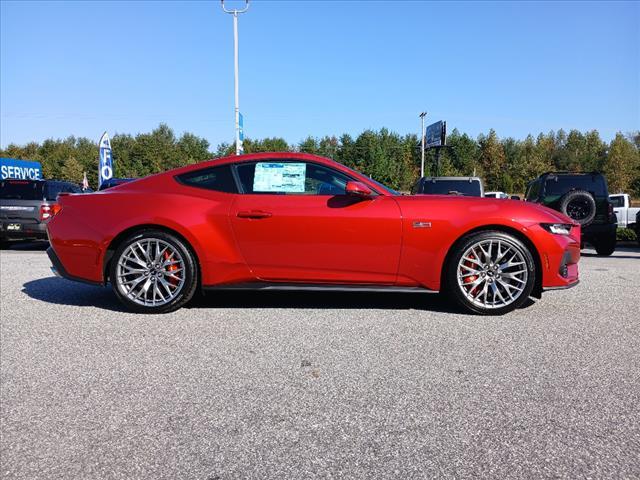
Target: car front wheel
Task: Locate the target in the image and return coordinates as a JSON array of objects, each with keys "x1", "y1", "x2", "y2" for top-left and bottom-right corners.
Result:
[
  {"x1": 110, "y1": 230, "x2": 198, "y2": 313},
  {"x1": 446, "y1": 231, "x2": 536, "y2": 315}
]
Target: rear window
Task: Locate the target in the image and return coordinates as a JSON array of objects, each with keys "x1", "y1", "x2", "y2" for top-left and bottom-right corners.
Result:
[
  {"x1": 543, "y1": 175, "x2": 607, "y2": 197},
  {"x1": 419, "y1": 179, "x2": 482, "y2": 196},
  {"x1": 176, "y1": 165, "x2": 237, "y2": 193},
  {"x1": 44, "y1": 182, "x2": 68, "y2": 201},
  {"x1": 0, "y1": 180, "x2": 44, "y2": 200},
  {"x1": 609, "y1": 196, "x2": 625, "y2": 208}
]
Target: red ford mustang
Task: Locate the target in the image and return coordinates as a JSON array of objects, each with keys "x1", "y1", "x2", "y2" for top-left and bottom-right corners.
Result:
[{"x1": 46, "y1": 152, "x2": 580, "y2": 314}]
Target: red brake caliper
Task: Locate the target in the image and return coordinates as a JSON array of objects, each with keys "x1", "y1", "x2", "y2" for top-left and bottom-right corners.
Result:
[
  {"x1": 163, "y1": 251, "x2": 178, "y2": 286},
  {"x1": 463, "y1": 253, "x2": 479, "y2": 294}
]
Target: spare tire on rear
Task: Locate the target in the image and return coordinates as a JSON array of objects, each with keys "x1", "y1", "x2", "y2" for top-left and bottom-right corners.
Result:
[{"x1": 559, "y1": 189, "x2": 596, "y2": 225}]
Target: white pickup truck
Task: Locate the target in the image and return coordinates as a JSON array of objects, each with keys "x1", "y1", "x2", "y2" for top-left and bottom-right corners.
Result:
[{"x1": 609, "y1": 193, "x2": 639, "y2": 229}]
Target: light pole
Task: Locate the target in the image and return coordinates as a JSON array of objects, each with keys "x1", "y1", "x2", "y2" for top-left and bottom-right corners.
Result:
[
  {"x1": 419, "y1": 112, "x2": 427, "y2": 177},
  {"x1": 221, "y1": 0, "x2": 250, "y2": 155}
]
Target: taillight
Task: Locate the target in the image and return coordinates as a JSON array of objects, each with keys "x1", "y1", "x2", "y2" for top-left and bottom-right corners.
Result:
[
  {"x1": 40, "y1": 204, "x2": 62, "y2": 221},
  {"x1": 607, "y1": 202, "x2": 614, "y2": 222}
]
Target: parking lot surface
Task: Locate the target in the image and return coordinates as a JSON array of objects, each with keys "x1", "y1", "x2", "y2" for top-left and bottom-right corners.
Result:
[{"x1": 1, "y1": 243, "x2": 639, "y2": 479}]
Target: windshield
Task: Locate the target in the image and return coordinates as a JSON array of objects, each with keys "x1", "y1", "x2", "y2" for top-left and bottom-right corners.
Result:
[
  {"x1": 0, "y1": 180, "x2": 44, "y2": 200},
  {"x1": 420, "y1": 179, "x2": 482, "y2": 196},
  {"x1": 337, "y1": 164, "x2": 399, "y2": 195}
]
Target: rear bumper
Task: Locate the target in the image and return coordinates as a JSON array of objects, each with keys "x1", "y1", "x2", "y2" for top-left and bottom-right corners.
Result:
[
  {"x1": 0, "y1": 221, "x2": 47, "y2": 240},
  {"x1": 47, "y1": 247, "x2": 102, "y2": 286},
  {"x1": 582, "y1": 222, "x2": 616, "y2": 240}
]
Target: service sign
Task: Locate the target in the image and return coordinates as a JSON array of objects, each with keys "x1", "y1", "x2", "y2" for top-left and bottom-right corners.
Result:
[
  {"x1": 0, "y1": 158, "x2": 43, "y2": 180},
  {"x1": 425, "y1": 121, "x2": 446, "y2": 148}
]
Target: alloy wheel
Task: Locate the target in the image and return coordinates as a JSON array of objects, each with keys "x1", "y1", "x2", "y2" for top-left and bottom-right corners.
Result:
[
  {"x1": 457, "y1": 238, "x2": 528, "y2": 309},
  {"x1": 115, "y1": 238, "x2": 186, "y2": 307}
]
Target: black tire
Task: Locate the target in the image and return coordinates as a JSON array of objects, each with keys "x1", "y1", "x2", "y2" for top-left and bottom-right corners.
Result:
[
  {"x1": 445, "y1": 231, "x2": 536, "y2": 315},
  {"x1": 109, "y1": 229, "x2": 198, "y2": 313},
  {"x1": 559, "y1": 190, "x2": 596, "y2": 226},
  {"x1": 0, "y1": 238, "x2": 11, "y2": 250},
  {"x1": 593, "y1": 235, "x2": 616, "y2": 256}
]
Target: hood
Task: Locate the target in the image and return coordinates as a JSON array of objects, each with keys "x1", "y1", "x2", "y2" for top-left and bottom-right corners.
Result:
[{"x1": 401, "y1": 194, "x2": 577, "y2": 226}]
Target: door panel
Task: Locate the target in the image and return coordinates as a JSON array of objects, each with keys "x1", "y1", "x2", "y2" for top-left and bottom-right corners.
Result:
[{"x1": 230, "y1": 194, "x2": 402, "y2": 284}]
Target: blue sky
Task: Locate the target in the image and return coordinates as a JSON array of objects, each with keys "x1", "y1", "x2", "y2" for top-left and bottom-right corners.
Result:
[{"x1": 1, "y1": 0, "x2": 638, "y2": 149}]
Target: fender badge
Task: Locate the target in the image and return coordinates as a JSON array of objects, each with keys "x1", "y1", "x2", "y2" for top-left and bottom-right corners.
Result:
[{"x1": 413, "y1": 221, "x2": 432, "y2": 228}]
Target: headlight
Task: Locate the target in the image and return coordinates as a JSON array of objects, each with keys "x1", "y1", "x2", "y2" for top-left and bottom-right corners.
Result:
[{"x1": 541, "y1": 223, "x2": 573, "y2": 235}]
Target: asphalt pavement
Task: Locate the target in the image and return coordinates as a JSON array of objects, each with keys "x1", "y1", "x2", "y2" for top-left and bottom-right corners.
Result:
[{"x1": 1, "y1": 242, "x2": 639, "y2": 479}]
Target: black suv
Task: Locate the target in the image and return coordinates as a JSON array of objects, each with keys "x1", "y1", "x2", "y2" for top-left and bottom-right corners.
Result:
[
  {"x1": 0, "y1": 179, "x2": 86, "y2": 246},
  {"x1": 525, "y1": 172, "x2": 617, "y2": 255},
  {"x1": 412, "y1": 176, "x2": 484, "y2": 196}
]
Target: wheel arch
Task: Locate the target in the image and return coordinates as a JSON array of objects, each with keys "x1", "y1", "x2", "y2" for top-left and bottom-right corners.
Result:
[
  {"x1": 440, "y1": 224, "x2": 543, "y2": 299},
  {"x1": 103, "y1": 224, "x2": 202, "y2": 286}
]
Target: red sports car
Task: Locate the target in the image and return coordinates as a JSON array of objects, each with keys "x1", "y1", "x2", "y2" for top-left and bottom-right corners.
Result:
[{"x1": 46, "y1": 152, "x2": 580, "y2": 314}]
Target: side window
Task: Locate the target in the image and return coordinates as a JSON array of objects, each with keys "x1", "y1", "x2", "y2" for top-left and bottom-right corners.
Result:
[
  {"x1": 525, "y1": 180, "x2": 540, "y2": 202},
  {"x1": 176, "y1": 165, "x2": 238, "y2": 193},
  {"x1": 45, "y1": 182, "x2": 65, "y2": 201},
  {"x1": 236, "y1": 161, "x2": 350, "y2": 195}
]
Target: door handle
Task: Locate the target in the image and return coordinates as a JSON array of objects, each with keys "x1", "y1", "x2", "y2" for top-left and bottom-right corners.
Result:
[{"x1": 236, "y1": 210, "x2": 272, "y2": 219}]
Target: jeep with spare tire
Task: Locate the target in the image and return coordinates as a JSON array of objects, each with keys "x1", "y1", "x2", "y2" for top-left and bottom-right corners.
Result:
[{"x1": 525, "y1": 172, "x2": 617, "y2": 256}]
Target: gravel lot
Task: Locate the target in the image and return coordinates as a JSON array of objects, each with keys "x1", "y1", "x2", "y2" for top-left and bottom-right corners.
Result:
[{"x1": 1, "y1": 243, "x2": 639, "y2": 479}]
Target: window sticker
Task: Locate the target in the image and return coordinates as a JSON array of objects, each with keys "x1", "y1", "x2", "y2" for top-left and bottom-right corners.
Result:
[{"x1": 253, "y1": 162, "x2": 306, "y2": 193}]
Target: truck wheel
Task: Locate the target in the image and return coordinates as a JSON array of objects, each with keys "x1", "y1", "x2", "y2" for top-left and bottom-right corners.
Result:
[
  {"x1": 559, "y1": 190, "x2": 596, "y2": 226},
  {"x1": 594, "y1": 236, "x2": 616, "y2": 256}
]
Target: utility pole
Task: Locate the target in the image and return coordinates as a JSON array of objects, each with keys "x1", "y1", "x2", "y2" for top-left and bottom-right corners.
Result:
[
  {"x1": 221, "y1": 0, "x2": 250, "y2": 155},
  {"x1": 419, "y1": 112, "x2": 427, "y2": 177}
]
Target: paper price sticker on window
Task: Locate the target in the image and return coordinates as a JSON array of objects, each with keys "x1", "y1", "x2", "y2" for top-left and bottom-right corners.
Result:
[{"x1": 253, "y1": 162, "x2": 306, "y2": 193}]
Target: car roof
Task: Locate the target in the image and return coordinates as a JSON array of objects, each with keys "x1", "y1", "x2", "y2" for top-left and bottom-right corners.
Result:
[{"x1": 420, "y1": 176, "x2": 482, "y2": 181}]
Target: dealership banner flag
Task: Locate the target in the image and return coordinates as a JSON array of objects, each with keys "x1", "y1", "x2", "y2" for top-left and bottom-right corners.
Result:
[{"x1": 98, "y1": 132, "x2": 113, "y2": 188}]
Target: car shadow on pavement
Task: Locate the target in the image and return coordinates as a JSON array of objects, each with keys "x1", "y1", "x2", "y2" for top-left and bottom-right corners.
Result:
[
  {"x1": 22, "y1": 277, "x2": 127, "y2": 312},
  {"x1": 22, "y1": 276, "x2": 462, "y2": 313},
  {"x1": 189, "y1": 289, "x2": 461, "y2": 312}
]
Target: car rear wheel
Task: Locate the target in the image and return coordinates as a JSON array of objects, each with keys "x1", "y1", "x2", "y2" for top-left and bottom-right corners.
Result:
[
  {"x1": 110, "y1": 230, "x2": 198, "y2": 313},
  {"x1": 446, "y1": 231, "x2": 536, "y2": 315}
]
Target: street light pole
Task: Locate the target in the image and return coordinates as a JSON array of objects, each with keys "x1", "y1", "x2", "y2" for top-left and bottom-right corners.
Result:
[
  {"x1": 221, "y1": 0, "x2": 250, "y2": 155},
  {"x1": 419, "y1": 112, "x2": 427, "y2": 177}
]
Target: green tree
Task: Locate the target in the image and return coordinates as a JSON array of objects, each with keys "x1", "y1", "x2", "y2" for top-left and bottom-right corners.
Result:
[
  {"x1": 478, "y1": 129, "x2": 506, "y2": 190},
  {"x1": 603, "y1": 133, "x2": 640, "y2": 193}
]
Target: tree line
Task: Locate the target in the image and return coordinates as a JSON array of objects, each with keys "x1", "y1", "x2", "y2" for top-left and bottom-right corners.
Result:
[{"x1": 2, "y1": 123, "x2": 639, "y2": 195}]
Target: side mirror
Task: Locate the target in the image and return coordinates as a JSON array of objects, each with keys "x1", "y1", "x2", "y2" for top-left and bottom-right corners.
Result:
[
  {"x1": 345, "y1": 181, "x2": 373, "y2": 198},
  {"x1": 510, "y1": 195, "x2": 521, "y2": 201}
]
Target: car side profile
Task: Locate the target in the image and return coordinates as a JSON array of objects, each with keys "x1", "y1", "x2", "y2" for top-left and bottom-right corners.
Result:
[{"x1": 46, "y1": 153, "x2": 580, "y2": 315}]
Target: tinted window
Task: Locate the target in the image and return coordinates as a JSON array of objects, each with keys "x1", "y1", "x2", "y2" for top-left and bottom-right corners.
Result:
[
  {"x1": 525, "y1": 180, "x2": 541, "y2": 201},
  {"x1": 543, "y1": 175, "x2": 607, "y2": 197},
  {"x1": 44, "y1": 182, "x2": 66, "y2": 201},
  {"x1": 609, "y1": 196, "x2": 624, "y2": 208},
  {"x1": 0, "y1": 180, "x2": 44, "y2": 200},
  {"x1": 177, "y1": 165, "x2": 237, "y2": 193},
  {"x1": 236, "y1": 161, "x2": 351, "y2": 195},
  {"x1": 419, "y1": 179, "x2": 482, "y2": 196}
]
